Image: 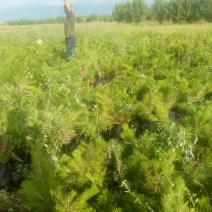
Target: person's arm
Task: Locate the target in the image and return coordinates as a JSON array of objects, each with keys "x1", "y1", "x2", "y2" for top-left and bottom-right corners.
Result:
[{"x1": 64, "y1": 0, "x2": 71, "y2": 12}]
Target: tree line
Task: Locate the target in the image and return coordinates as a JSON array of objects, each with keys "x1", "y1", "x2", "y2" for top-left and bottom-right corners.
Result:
[
  {"x1": 113, "y1": 0, "x2": 212, "y2": 23},
  {"x1": 6, "y1": 0, "x2": 212, "y2": 25},
  {"x1": 6, "y1": 15, "x2": 114, "y2": 25}
]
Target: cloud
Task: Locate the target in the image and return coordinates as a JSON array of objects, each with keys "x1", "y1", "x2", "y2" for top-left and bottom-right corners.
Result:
[
  {"x1": 0, "y1": 0, "x2": 123, "y2": 9},
  {"x1": 71, "y1": 0, "x2": 123, "y2": 3},
  {"x1": 0, "y1": 0, "x2": 60, "y2": 8}
]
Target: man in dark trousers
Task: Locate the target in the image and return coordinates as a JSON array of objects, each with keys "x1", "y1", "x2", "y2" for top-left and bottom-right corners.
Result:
[{"x1": 64, "y1": 0, "x2": 75, "y2": 60}]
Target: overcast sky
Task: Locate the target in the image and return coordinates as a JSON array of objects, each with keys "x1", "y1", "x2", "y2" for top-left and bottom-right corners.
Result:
[
  {"x1": 0, "y1": 0, "x2": 124, "y2": 9},
  {"x1": 0, "y1": 0, "x2": 153, "y2": 22}
]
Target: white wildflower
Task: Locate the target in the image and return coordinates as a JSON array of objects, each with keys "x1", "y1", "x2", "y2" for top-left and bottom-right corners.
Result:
[
  {"x1": 141, "y1": 74, "x2": 147, "y2": 79},
  {"x1": 36, "y1": 39, "x2": 43, "y2": 45}
]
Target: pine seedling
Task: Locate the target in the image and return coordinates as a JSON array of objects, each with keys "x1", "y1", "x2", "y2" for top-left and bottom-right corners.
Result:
[{"x1": 20, "y1": 143, "x2": 59, "y2": 212}]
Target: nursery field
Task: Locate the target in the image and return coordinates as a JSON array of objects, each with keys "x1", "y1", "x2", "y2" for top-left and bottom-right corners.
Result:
[{"x1": 0, "y1": 22, "x2": 212, "y2": 211}]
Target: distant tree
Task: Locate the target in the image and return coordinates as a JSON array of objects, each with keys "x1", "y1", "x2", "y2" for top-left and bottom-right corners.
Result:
[
  {"x1": 168, "y1": 0, "x2": 185, "y2": 23},
  {"x1": 99, "y1": 15, "x2": 114, "y2": 22},
  {"x1": 150, "y1": 0, "x2": 212, "y2": 23},
  {"x1": 168, "y1": 0, "x2": 212, "y2": 23},
  {"x1": 113, "y1": 3, "x2": 126, "y2": 22},
  {"x1": 195, "y1": 0, "x2": 212, "y2": 22},
  {"x1": 182, "y1": 0, "x2": 200, "y2": 22},
  {"x1": 124, "y1": 1, "x2": 134, "y2": 22},
  {"x1": 132, "y1": 0, "x2": 148, "y2": 22},
  {"x1": 113, "y1": 0, "x2": 149, "y2": 23},
  {"x1": 151, "y1": 0, "x2": 169, "y2": 23}
]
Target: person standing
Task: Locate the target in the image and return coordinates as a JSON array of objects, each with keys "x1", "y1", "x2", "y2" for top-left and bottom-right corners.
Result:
[{"x1": 64, "y1": 0, "x2": 75, "y2": 60}]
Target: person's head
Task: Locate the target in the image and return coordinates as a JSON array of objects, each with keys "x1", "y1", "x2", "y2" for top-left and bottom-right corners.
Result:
[{"x1": 64, "y1": 3, "x2": 72, "y2": 14}]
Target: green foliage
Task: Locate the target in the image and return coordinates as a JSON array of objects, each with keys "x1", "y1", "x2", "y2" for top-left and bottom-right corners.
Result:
[
  {"x1": 113, "y1": 0, "x2": 212, "y2": 23},
  {"x1": 151, "y1": 0, "x2": 212, "y2": 23},
  {"x1": 52, "y1": 185, "x2": 99, "y2": 211},
  {"x1": 20, "y1": 144, "x2": 60, "y2": 211},
  {"x1": 57, "y1": 138, "x2": 107, "y2": 189},
  {"x1": 162, "y1": 177, "x2": 189, "y2": 212},
  {"x1": 113, "y1": 0, "x2": 149, "y2": 23},
  {"x1": 151, "y1": 0, "x2": 170, "y2": 23},
  {"x1": 0, "y1": 190, "x2": 29, "y2": 212},
  {"x1": 0, "y1": 22, "x2": 212, "y2": 211}
]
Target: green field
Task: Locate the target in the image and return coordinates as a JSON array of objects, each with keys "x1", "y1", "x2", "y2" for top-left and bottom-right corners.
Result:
[{"x1": 0, "y1": 22, "x2": 212, "y2": 211}]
